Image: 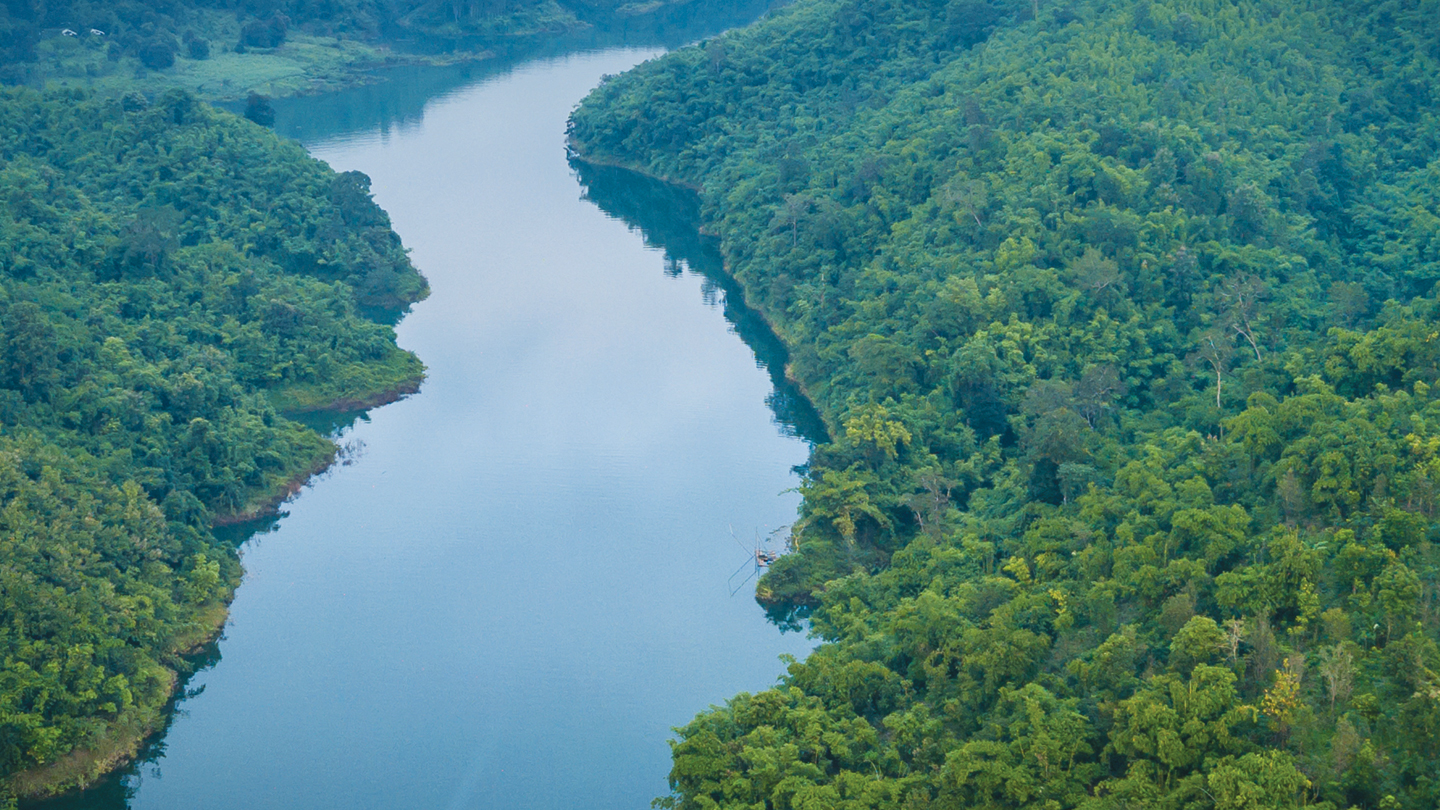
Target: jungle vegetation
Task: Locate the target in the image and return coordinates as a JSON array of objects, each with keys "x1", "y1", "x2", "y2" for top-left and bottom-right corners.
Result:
[
  {"x1": 0, "y1": 85, "x2": 426, "y2": 797},
  {"x1": 569, "y1": 0, "x2": 1440, "y2": 807},
  {"x1": 0, "y1": 0, "x2": 741, "y2": 100}
]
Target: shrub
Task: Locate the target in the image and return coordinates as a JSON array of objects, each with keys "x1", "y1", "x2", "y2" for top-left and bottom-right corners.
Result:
[{"x1": 137, "y1": 39, "x2": 175, "y2": 69}]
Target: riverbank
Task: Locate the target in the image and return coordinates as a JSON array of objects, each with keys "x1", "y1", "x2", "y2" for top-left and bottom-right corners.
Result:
[
  {"x1": 566, "y1": 149, "x2": 830, "y2": 620},
  {"x1": 216, "y1": 368, "x2": 429, "y2": 526},
  {"x1": 264, "y1": 353, "x2": 428, "y2": 416},
  {"x1": 20, "y1": 0, "x2": 767, "y2": 105},
  {"x1": 4, "y1": 374, "x2": 418, "y2": 802},
  {"x1": 32, "y1": 43, "x2": 815, "y2": 809},
  {"x1": 7, "y1": 681, "x2": 177, "y2": 802},
  {"x1": 0, "y1": 84, "x2": 431, "y2": 803},
  {"x1": 10, "y1": 31, "x2": 814, "y2": 808},
  {"x1": 567, "y1": 149, "x2": 704, "y2": 193},
  {"x1": 567, "y1": 148, "x2": 832, "y2": 445},
  {"x1": 5, "y1": 599, "x2": 228, "y2": 803}
]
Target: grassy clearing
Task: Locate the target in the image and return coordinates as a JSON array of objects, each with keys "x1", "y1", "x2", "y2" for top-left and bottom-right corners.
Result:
[
  {"x1": 37, "y1": 35, "x2": 425, "y2": 102},
  {"x1": 31, "y1": 11, "x2": 478, "y2": 102},
  {"x1": 25, "y1": 0, "x2": 715, "y2": 103}
]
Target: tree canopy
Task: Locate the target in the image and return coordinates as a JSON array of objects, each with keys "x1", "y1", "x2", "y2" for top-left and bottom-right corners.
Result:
[
  {"x1": 570, "y1": 0, "x2": 1440, "y2": 807},
  {"x1": 0, "y1": 85, "x2": 426, "y2": 797},
  {"x1": 0, "y1": 0, "x2": 729, "y2": 84}
]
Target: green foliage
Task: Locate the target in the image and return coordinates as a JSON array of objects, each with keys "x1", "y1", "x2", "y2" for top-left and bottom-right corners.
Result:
[
  {"x1": 0, "y1": 0, "x2": 723, "y2": 84},
  {"x1": 573, "y1": 0, "x2": 1440, "y2": 807},
  {"x1": 0, "y1": 86, "x2": 425, "y2": 793}
]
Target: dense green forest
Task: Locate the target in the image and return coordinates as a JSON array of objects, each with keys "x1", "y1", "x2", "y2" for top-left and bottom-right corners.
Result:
[
  {"x1": 0, "y1": 0, "x2": 727, "y2": 98},
  {"x1": 0, "y1": 0, "x2": 595, "y2": 60},
  {"x1": 570, "y1": 0, "x2": 1440, "y2": 806},
  {"x1": 0, "y1": 0, "x2": 766, "y2": 102},
  {"x1": 0, "y1": 86, "x2": 425, "y2": 798},
  {"x1": 0, "y1": 0, "x2": 589, "y2": 59}
]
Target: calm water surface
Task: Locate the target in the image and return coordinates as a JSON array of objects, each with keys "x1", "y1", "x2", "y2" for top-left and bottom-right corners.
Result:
[{"x1": 37, "y1": 39, "x2": 819, "y2": 810}]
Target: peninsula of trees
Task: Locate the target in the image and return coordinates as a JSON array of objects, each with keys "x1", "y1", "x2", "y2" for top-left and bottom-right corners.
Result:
[
  {"x1": 570, "y1": 0, "x2": 1440, "y2": 807},
  {"x1": 0, "y1": 86, "x2": 426, "y2": 797}
]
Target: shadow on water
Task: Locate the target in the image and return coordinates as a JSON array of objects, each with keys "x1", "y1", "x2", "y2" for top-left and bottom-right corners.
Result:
[
  {"x1": 21, "y1": 520, "x2": 289, "y2": 810},
  {"x1": 28, "y1": 6, "x2": 801, "y2": 807},
  {"x1": 571, "y1": 156, "x2": 830, "y2": 448},
  {"x1": 569, "y1": 159, "x2": 830, "y2": 634},
  {"x1": 281, "y1": 407, "x2": 372, "y2": 439},
  {"x1": 23, "y1": 638, "x2": 228, "y2": 810},
  {"x1": 236, "y1": 0, "x2": 781, "y2": 146}
]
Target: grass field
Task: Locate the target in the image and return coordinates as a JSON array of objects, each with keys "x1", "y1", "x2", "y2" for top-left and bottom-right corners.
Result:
[
  {"x1": 23, "y1": 0, "x2": 714, "y2": 102},
  {"x1": 32, "y1": 11, "x2": 480, "y2": 102}
]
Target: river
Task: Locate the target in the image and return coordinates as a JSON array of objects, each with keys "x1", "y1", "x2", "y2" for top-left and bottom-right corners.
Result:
[{"x1": 32, "y1": 17, "x2": 822, "y2": 810}]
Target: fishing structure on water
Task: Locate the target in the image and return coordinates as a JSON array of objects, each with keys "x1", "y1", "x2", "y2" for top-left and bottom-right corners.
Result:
[{"x1": 726, "y1": 524, "x2": 788, "y2": 596}]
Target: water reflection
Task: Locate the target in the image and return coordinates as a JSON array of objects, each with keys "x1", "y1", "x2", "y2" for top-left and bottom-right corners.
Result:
[
  {"x1": 25, "y1": 11, "x2": 819, "y2": 808},
  {"x1": 24, "y1": 639, "x2": 223, "y2": 810},
  {"x1": 246, "y1": 0, "x2": 779, "y2": 146},
  {"x1": 570, "y1": 157, "x2": 829, "y2": 447},
  {"x1": 24, "y1": 518, "x2": 281, "y2": 810}
]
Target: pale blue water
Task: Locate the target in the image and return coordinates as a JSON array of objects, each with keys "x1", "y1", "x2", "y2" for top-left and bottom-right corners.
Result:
[{"x1": 34, "y1": 33, "x2": 818, "y2": 810}]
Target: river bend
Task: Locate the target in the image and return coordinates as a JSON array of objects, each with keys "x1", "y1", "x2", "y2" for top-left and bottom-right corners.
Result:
[{"x1": 37, "y1": 43, "x2": 814, "y2": 810}]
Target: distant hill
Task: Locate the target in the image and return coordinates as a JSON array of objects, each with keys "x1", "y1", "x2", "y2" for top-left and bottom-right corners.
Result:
[{"x1": 0, "y1": 0, "x2": 741, "y2": 100}]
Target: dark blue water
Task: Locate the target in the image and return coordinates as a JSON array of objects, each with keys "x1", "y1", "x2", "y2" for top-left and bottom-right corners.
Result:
[{"x1": 36, "y1": 37, "x2": 819, "y2": 810}]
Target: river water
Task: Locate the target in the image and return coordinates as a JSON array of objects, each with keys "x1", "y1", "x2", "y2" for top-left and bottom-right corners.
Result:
[{"x1": 35, "y1": 21, "x2": 821, "y2": 810}]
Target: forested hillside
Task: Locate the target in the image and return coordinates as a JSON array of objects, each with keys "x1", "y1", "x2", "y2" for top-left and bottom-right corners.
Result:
[
  {"x1": 0, "y1": 0, "x2": 726, "y2": 96},
  {"x1": 0, "y1": 0, "x2": 587, "y2": 57},
  {"x1": 0, "y1": 86, "x2": 425, "y2": 797},
  {"x1": 570, "y1": 0, "x2": 1440, "y2": 806}
]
